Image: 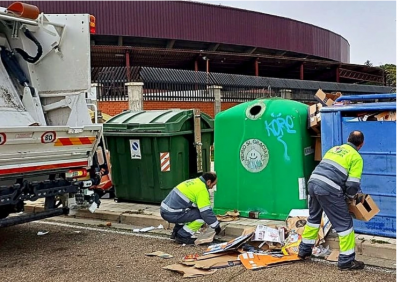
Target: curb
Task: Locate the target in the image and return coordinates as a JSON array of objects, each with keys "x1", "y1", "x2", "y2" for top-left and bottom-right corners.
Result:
[{"x1": 24, "y1": 204, "x2": 396, "y2": 261}]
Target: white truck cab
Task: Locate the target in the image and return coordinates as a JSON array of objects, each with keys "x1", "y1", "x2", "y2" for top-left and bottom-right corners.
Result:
[{"x1": 0, "y1": 2, "x2": 107, "y2": 227}]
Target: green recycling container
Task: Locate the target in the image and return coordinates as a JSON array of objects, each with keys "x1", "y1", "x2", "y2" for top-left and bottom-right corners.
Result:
[
  {"x1": 103, "y1": 109, "x2": 214, "y2": 204},
  {"x1": 213, "y1": 98, "x2": 316, "y2": 220}
]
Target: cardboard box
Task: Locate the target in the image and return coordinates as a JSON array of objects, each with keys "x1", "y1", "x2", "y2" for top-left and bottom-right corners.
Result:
[
  {"x1": 314, "y1": 89, "x2": 342, "y2": 107},
  {"x1": 375, "y1": 111, "x2": 396, "y2": 121},
  {"x1": 314, "y1": 137, "x2": 322, "y2": 161},
  {"x1": 308, "y1": 104, "x2": 321, "y2": 133},
  {"x1": 348, "y1": 194, "x2": 380, "y2": 221}
]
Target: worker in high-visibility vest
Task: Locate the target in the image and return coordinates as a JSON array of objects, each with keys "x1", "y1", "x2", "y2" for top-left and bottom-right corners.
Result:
[
  {"x1": 298, "y1": 130, "x2": 365, "y2": 270},
  {"x1": 160, "y1": 172, "x2": 221, "y2": 245}
]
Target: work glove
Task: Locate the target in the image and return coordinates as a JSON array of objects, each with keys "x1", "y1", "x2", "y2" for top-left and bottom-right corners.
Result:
[{"x1": 214, "y1": 225, "x2": 221, "y2": 235}]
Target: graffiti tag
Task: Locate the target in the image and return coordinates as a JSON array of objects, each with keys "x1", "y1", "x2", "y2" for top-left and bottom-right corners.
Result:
[{"x1": 265, "y1": 113, "x2": 296, "y2": 161}]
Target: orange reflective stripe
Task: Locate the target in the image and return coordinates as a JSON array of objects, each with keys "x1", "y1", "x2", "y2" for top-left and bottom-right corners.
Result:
[{"x1": 54, "y1": 137, "x2": 96, "y2": 146}]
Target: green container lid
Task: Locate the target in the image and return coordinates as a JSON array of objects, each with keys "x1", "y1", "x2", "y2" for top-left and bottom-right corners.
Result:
[{"x1": 104, "y1": 109, "x2": 214, "y2": 136}]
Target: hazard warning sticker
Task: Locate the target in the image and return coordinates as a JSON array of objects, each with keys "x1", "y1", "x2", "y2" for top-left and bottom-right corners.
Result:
[{"x1": 160, "y1": 152, "x2": 170, "y2": 172}]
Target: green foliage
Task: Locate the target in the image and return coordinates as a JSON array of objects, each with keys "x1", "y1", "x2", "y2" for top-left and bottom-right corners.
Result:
[
  {"x1": 364, "y1": 60, "x2": 373, "y2": 67},
  {"x1": 364, "y1": 60, "x2": 396, "y2": 89},
  {"x1": 380, "y1": 64, "x2": 396, "y2": 88}
]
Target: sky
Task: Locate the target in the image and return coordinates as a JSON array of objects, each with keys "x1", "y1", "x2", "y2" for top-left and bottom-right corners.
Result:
[{"x1": 199, "y1": 1, "x2": 396, "y2": 66}]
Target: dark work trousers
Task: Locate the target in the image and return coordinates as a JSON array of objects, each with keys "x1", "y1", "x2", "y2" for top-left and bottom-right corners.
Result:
[
  {"x1": 299, "y1": 182, "x2": 355, "y2": 266},
  {"x1": 160, "y1": 208, "x2": 202, "y2": 238}
]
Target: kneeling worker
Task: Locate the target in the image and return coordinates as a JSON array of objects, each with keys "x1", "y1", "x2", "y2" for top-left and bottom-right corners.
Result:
[{"x1": 160, "y1": 172, "x2": 221, "y2": 245}]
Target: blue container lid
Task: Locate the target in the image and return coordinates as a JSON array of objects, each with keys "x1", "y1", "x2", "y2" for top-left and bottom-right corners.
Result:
[{"x1": 320, "y1": 102, "x2": 396, "y2": 113}]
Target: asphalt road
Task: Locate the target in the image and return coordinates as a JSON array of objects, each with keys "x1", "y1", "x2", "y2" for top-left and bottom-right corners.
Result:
[{"x1": 0, "y1": 221, "x2": 396, "y2": 282}]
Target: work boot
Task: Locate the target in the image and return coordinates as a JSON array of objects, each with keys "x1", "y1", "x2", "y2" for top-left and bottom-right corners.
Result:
[
  {"x1": 170, "y1": 224, "x2": 183, "y2": 240},
  {"x1": 175, "y1": 233, "x2": 196, "y2": 245},
  {"x1": 338, "y1": 260, "x2": 365, "y2": 271},
  {"x1": 297, "y1": 251, "x2": 312, "y2": 260}
]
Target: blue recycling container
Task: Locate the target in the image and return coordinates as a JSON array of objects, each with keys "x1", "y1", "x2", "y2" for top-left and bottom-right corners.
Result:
[{"x1": 320, "y1": 94, "x2": 396, "y2": 238}]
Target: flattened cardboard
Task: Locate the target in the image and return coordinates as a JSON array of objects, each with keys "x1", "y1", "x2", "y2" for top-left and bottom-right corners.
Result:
[
  {"x1": 217, "y1": 210, "x2": 240, "y2": 222},
  {"x1": 163, "y1": 264, "x2": 216, "y2": 278},
  {"x1": 318, "y1": 212, "x2": 332, "y2": 241},
  {"x1": 180, "y1": 253, "x2": 230, "y2": 266},
  {"x1": 348, "y1": 194, "x2": 380, "y2": 221},
  {"x1": 326, "y1": 249, "x2": 339, "y2": 262},
  {"x1": 286, "y1": 210, "x2": 331, "y2": 243},
  {"x1": 252, "y1": 225, "x2": 282, "y2": 243},
  {"x1": 203, "y1": 233, "x2": 253, "y2": 255},
  {"x1": 193, "y1": 253, "x2": 240, "y2": 269},
  {"x1": 241, "y1": 226, "x2": 256, "y2": 236},
  {"x1": 195, "y1": 229, "x2": 216, "y2": 246},
  {"x1": 239, "y1": 253, "x2": 300, "y2": 270},
  {"x1": 286, "y1": 216, "x2": 307, "y2": 235},
  {"x1": 282, "y1": 237, "x2": 301, "y2": 255},
  {"x1": 238, "y1": 241, "x2": 271, "y2": 253}
]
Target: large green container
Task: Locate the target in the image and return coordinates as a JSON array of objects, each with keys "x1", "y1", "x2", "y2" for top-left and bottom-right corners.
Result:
[
  {"x1": 104, "y1": 110, "x2": 214, "y2": 204},
  {"x1": 213, "y1": 98, "x2": 316, "y2": 220}
]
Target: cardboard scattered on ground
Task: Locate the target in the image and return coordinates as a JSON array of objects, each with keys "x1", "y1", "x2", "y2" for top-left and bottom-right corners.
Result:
[
  {"x1": 203, "y1": 233, "x2": 253, "y2": 255},
  {"x1": 239, "y1": 252, "x2": 300, "y2": 270},
  {"x1": 241, "y1": 226, "x2": 256, "y2": 236},
  {"x1": 194, "y1": 253, "x2": 240, "y2": 269},
  {"x1": 326, "y1": 249, "x2": 339, "y2": 262},
  {"x1": 145, "y1": 251, "x2": 173, "y2": 259},
  {"x1": 286, "y1": 209, "x2": 332, "y2": 245},
  {"x1": 163, "y1": 213, "x2": 339, "y2": 278},
  {"x1": 216, "y1": 210, "x2": 240, "y2": 222},
  {"x1": 238, "y1": 241, "x2": 270, "y2": 253},
  {"x1": 281, "y1": 236, "x2": 301, "y2": 255},
  {"x1": 317, "y1": 212, "x2": 332, "y2": 244},
  {"x1": 252, "y1": 225, "x2": 284, "y2": 244},
  {"x1": 286, "y1": 217, "x2": 307, "y2": 235},
  {"x1": 181, "y1": 252, "x2": 239, "y2": 266},
  {"x1": 163, "y1": 264, "x2": 217, "y2": 278},
  {"x1": 195, "y1": 229, "x2": 216, "y2": 246}
]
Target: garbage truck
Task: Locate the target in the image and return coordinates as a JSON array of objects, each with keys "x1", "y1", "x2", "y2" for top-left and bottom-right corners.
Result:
[{"x1": 0, "y1": 2, "x2": 109, "y2": 227}]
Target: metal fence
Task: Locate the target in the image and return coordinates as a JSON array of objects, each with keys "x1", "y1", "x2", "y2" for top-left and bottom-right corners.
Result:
[{"x1": 92, "y1": 66, "x2": 393, "y2": 102}]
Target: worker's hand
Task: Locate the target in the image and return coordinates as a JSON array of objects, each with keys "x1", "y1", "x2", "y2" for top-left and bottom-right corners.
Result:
[{"x1": 214, "y1": 225, "x2": 221, "y2": 235}]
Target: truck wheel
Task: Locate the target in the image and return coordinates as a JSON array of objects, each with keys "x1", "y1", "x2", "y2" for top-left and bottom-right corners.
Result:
[{"x1": 0, "y1": 211, "x2": 10, "y2": 219}]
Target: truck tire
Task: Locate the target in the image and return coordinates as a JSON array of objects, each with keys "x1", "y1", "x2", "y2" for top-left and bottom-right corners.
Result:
[{"x1": 0, "y1": 211, "x2": 10, "y2": 219}]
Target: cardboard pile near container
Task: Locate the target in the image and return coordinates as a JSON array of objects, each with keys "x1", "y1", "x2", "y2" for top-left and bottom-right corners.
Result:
[
  {"x1": 308, "y1": 89, "x2": 396, "y2": 161},
  {"x1": 161, "y1": 197, "x2": 380, "y2": 278},
  {"x1": 162, "y1": 213, "x2": 336, "y2": 278},
  {"x1": 308, "y1": 89, "x2": 342, "y2": 161}
]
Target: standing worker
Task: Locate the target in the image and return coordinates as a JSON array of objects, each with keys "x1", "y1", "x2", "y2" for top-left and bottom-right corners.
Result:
[
  {"x1": 160, "y1": 172, "x2": 221, "y2": 245},
  {"x1": 298, "y1": 131, "x2": 365, "y2": 270}
]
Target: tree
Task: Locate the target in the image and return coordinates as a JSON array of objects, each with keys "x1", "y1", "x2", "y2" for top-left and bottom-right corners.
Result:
[
  {"x1": 380, "y1": 64, "x2": 396, "y2": 88},
  {"x1": 364, "y1": 60, "x2": 373, "y2": 67}
]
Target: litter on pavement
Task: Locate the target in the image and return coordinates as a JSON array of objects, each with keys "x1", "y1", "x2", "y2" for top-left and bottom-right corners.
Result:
[
  {"x1": 37, "y1": 231, "x2": 49, "y2": 236},
  {"x1": 162, "y1": 208, "x2": 339, "y2": 278},
  {"x1": 133, "y1": 225, "x2": 164, "y2": 233},
  {"x1": 216, "y1": 210, "x2": 240, "y2": 222},
  {"x1": 162, "y1": 264, "x2": 217, "y2": 278},
  {"x1": 145, "y1": 251, "x2": 173, "y2": 259}
]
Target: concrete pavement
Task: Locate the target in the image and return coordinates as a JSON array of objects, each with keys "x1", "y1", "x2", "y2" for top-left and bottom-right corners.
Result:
[{"x1": 24, "y1": 198, "x2": 396, "y2": 270}]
